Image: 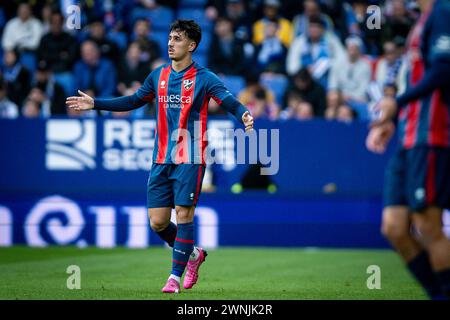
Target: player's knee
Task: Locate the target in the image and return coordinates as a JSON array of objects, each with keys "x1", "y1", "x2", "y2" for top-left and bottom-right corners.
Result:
[
  {"x1": 413, "y1": 219, "x2": 444, "y2": 243},
  {"x1": 381, "y1": 221, "x2": 409, "y2": 243},
  {"x1": 149, "y1": 219, "x2": 169, "y2": 232}
]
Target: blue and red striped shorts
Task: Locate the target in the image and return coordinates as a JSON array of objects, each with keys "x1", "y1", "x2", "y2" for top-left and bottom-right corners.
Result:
[
  {"x1": 147, "y1": 163, "x2": 206, "y2": 208},
  {"x1": 383, "y1": 146, "x2": 450, "y2": 212}
]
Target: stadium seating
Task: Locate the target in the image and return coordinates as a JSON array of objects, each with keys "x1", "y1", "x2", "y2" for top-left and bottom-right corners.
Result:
[
  {"x1": 196, "y1": 30, "x2": 211, "y2": 54},
  {"x1": 260, "y1": 74, "x2": 289, "y2": 106},
  {"x1": 151, "y1": 30, "x2": 169, "y2": 59},
  {"x1": 192, "y1": 52, "x2": 208, "y2": 66},
  {"x1": 177, "y1": 8, "x2": 212, "y2": 31},
  {"x1": 19, "y1": 51, "x2": 37, "y2": 73},
  {"x1": 106, "y1": 31, "x2": 128, "y2": 50},
  {"x1": 0, "y1": 8, "x2": 5, "y2": 30},
  {"x1": 219, "y1": 75, "x2": 246, "y2": 96},
  {"x1": 130, "y1": 6, "x2": 175, "y2": 31},
  {"x1": 179, "y1": 0, "x2": 207, "y2": 8},
  {"x1": 53, "y1": 72, "x2": 74, "y2": 96}
]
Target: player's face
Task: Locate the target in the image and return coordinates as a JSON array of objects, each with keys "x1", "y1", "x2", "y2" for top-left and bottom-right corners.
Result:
[{"x1": 168, "y1": 31, "x2": 196, "y2": 61}]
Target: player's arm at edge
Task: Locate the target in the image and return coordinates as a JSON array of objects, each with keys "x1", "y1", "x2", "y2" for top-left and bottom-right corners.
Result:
[
  {"x1": 206, "y1": 72, "x2": 252, "y2": 126},
  {"x1": 93, "y1": 93, "x2": 149, "y2": 111},
  {"x1": 394, "y1": 3, "x2": 450, "y2": 119},
  {"x1": 217, "y1": 95, "x2": 249, "y2": 124}
]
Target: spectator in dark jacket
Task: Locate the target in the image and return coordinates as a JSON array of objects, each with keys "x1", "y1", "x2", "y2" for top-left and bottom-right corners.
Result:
[
  {"x1": 285, "y1": 68, "x2": 326, "y2": 117},
  {"x1": 132, "y1": 19, "x2": 161, "y2": 64},
  {"x1": 208, "y1": 16, "x2": 247, "y2": 76},
  {"x1": 1, "y1": 48, "x2": 31, "y2": 107},
  {"x1": 117, "y1": 42, "x2": 150, "y2": 95},
  {"x1": 37, "y1": 11, "x2": 78, "y2": 73},
  {"x1": 87, "y1": 18, "x2": 121, "y2": 64},
  {"x1": 31, "y1": 60, "x2": 66, "y2": 116},
  {"x1": 73, "y1": 40, "x2": 117, "y2": 98}
]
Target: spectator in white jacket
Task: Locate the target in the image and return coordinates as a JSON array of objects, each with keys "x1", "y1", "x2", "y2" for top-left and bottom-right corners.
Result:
[
  {"x1": 328, "y1": 36, "x2": 372, "y2": 103},
  {"x1": 286, "y1": 15, "x2": 346, "y2": 89},
  {"x1": 1, "y1": 3, "x2": 43, "y2": 52}
]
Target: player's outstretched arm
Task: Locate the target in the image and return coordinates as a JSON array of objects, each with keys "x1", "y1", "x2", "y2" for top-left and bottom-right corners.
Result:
[{"x1": 66, "y1": 90, "x2": 148, "y2": 112}]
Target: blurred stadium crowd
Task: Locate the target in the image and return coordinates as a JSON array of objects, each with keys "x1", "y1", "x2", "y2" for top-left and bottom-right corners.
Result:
[{"x1": 0, "y1": 0, "x2": 418, "y2": 122}]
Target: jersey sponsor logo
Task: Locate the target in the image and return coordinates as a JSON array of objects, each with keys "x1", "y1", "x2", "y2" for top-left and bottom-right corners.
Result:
[
  {"x1": 160, "y1": 80, "x2": 166, "y2": 89},
  {"x1": 46, "y1": 119, "x2": 96, "y2": 170},
  {"x1": 183, "y1": 79, "x2": 194, "y2": 91},
  {"x1": 158, "y1": 94, "x2": 192, "y2": 108}
]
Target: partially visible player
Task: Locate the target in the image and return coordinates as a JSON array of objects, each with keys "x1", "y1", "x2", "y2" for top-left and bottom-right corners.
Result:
[
  {"x1": 366, "y1": 0, "x2": 450, "y2": 300},
  {"x1": 66, "y1": 20, "x2": 254, "y2": 293}
]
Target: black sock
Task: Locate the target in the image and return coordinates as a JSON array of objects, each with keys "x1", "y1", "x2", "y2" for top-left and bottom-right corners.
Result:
[
  {"x1": 436, "y1": 268, "x2": 450, "y2": 298},
  {"x1": 407, "y1": 251, "x2": 443, "y2": 299},
  {"x1": 156, "y1": 222, "x2": 177, "y2": 247}
]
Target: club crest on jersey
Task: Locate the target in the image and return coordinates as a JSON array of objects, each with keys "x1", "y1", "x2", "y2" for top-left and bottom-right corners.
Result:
[{"x1": 183, "y1": 79, "x2": 194, "y2": 91}]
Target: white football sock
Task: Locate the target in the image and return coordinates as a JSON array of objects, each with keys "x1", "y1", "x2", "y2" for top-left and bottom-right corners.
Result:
[
  {"x1": 189, "y1": 247, "x2": 200, "y2": 261},
  {"x1": 169, "y1": 274, "x2": 181, "y2": 283}
]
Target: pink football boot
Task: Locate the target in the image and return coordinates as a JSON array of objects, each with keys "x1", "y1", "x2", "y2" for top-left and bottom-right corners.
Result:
[
  {"x1": 161, "y1": 278, "x2": 180, "y2": 293},
  {"x1": 183, "y1": 248, "x2": 208, "y2": 289}
]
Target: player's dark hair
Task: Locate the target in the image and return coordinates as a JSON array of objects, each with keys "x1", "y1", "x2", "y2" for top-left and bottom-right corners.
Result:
[{"x1": 169, "y1": 19, "x2": 202, "y2": 52}]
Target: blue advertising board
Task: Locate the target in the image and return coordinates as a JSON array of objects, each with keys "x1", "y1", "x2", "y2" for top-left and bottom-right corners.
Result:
[{"x1": 0, "y1": 118, "x2": 395, "y2": 196}]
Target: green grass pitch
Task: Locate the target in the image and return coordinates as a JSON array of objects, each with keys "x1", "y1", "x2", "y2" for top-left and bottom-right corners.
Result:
[{"x1": 0, "y1": 246, "x2": 427, "y2": 300}]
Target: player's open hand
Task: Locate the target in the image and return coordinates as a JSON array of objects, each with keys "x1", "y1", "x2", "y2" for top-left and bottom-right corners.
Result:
[
  {"x1": 242, "y1": 111, "x2": 254, "y2": 132},
  {"x1": 66, "y1": 90, "x2": 94, "y2": 111},
  {"x1": 370, "y1": 96, "x2": 397, "y2": 128},
  {"x1": 366, "y1": 121, "x2": 395, "y2": 154}
]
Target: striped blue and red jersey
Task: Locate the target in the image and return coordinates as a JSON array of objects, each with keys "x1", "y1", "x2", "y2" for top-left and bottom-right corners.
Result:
[
  {"x1": 396, "y1": 0, "x2": 450, "y2": 149},
  {"x1": 135, "y1": 62, "x2": 248, "y2": 164},
  {"x1": 94, "y1": 61, "x2": 248, "y2": 164}
]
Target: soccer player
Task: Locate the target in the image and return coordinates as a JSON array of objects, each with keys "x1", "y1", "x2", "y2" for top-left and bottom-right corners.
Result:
[
  {"x1": 66, "y1": 20, "x2": 254, "y2": 293},
  {"x1": 366, "y1": 0, "x2": 450, "y2": 300}
]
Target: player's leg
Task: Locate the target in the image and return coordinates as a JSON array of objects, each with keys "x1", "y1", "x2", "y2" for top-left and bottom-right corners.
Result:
[
  {"x1": 161, "y1": 164, "x2": 207, "y2": 293},
  {"x1": 383, "y1": 149, "x2": 443, "y2": 299},
  {"x1": 381, "y1": 206, "x2": 442, "y2": 298},
  {"x1": 381, "y1": 206, "x2": 421, "y2": 261},
  {"x1": 172, "y1": 164, "x2": 207, "y2": 289},
  {"x1": 404, "y1": 146, "x2": 450, "y2": 299},
  {"x1": 412, "y1": 207, "x2": 450, "y2": 298},
  {"x1": 146, "y1": 164, "x2": 182, "y2": 293},
  {"x1": 161, "y1": 204, "x2": 196, "y2": 293},
  {"x1": 148, "y1": 207, "x2": 176, "y2": 247},
  {"x1": 174, "y1": 205, "x2": 208, "y2": 289},
  {"x1": 147, "y1": 164, "x2": 177, "y2": 247},
  {"x1": 169, "y1": 205, "x2": 196, "y2": 280}
]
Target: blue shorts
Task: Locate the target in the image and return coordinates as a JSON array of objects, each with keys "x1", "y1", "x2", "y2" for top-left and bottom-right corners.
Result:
[
  {"x1": 147, "y1": 163, "x2": 206, "y2": 208},
  {"x1": 383, "y1": 146, "x2": 450, "y2": 212}
]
